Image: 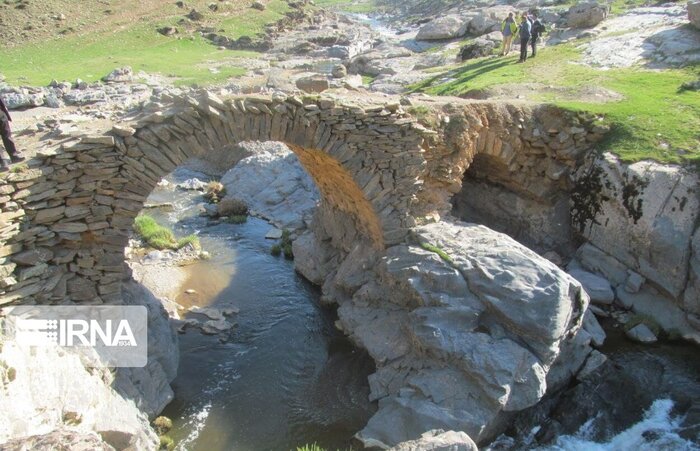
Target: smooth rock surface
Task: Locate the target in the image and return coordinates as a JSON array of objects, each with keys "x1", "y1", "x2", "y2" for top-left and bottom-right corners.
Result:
[
  {"x1": 221, "y1": 142, "x2": 319, "y2": 231},
  {"x1": 568, "y1": 268, "x2": 614, "y2": 304},
  {"x1": 416, "y1": 16, "x2": 468, "y2": 40}
]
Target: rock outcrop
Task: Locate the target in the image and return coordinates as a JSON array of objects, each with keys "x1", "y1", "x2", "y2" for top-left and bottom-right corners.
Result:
[{"x1": 300, "y1": 220, "x2": 589, "y2": 448}]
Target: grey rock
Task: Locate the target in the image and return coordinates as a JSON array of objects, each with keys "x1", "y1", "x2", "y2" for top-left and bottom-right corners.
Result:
[
  {"x1": 568, "y1": 268, "x2": 614, "y2": 304},
  {"x1": 416, "y1": 16, "x2": 468, "y2": 40},
  {"x1": 626, "y1": 323, "x2": 657, "y2": 343},
  {"x1": 296, "y1": 75, "x2": 330, "y2": 93},
  {"x1": 582, "y1": 309, "x2": 606, "y2": 347},
  {"x1": 568, "y1": 2, "x2": 609, "y2": 28},
  {"x1": 389, "y1": 429, "x2": 478, "y2": 451},
  {"x1": 576, "y1": 349, "x2": 608, "y2": 380},
  {"x1": 624, "y1": 270, "x2": 645, "y2": 293}
]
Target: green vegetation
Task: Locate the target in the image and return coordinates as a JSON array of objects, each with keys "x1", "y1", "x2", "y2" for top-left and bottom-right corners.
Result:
[
  {"x1": 9, "y1": 164, "x2": 28, "y2": 173},
  {"x1": 410, "y1": 43, "x2": 700, "y2": 165},
  {"x1": 296, "y1": 444, "x2": 325, "y2": 451},
  {"x1": 153, "y1": 416, "x2": 173, "y2": 435},
  {"x1": 134, "y1": 215, "x2": 200, "y2": 251},
  {"x1": 159, "y1": 435, "x2": 175, "y2": 451},
  {"x1": 0, "y1": 0, "x2": 291, "y2": 86},
  {"x1": 419, "y1": 242, "x2": 453, "y2": 263},
  {"x1": 313, "y1": 0, "x2": 377, "y2": 13},
  {"x1": 271, "y1": 229, "x2": 294, "y2": 259}
]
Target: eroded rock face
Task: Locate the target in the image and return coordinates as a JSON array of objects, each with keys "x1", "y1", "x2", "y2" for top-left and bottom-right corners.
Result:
[
  {"x1": 573, "y1": 153, "x2": 699, "y2": 300},
  {"x1": 302, "y1": 220, "x2": 589, "y2": 448}
]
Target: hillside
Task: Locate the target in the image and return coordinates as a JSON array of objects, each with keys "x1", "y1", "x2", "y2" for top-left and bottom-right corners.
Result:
[{"x1": 0, "y1": 0, "x2": 294, "y2": 85}]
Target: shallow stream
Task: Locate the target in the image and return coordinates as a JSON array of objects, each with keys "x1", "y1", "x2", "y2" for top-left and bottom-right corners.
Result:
[{"x1": 141, "y1": 170, "x2": 376, "y2": 451}]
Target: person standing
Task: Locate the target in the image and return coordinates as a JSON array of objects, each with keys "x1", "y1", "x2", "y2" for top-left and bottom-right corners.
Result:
[
  {"x1": 530, "y1": 14, "x2": 545, "y2": 57},
  {"x1": 0, "y1": 97, "x2": 24, "y2": 172},
  {"x1": 500, "y1": 13, "x2": 518, "y2": 56},
  {"x1": 517, "y1": 13, "x2": 531, "y2": 63}
]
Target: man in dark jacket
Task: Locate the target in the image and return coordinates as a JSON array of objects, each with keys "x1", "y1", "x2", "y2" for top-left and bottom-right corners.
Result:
[
  {"x1": 517, "y1": 13, "x2": 531, "y2": 63},
  {"x1": 0, "y1": 97, "x2": 24, "y2": 171},
  {"x1": 530, "y1": 14, "x2": 545, "y2": 57}
]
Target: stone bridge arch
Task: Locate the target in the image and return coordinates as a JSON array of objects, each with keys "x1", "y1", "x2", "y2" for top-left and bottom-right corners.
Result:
[{"x1": 0, "y1": 92, "x2": 429, "y2": 306}]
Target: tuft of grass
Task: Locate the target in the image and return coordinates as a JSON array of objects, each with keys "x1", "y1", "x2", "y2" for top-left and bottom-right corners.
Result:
[
  {"x1": 296, "y1": 444, "x2": 326, "y2": 451},
  {"x1": 9, "y1": 164, "x2": 28, "y2": 173},
  {"x1": 134, "y1": 214, "x2": 199, "y2": 250},
  {"x1": 271, "y1": 229, "x2": 294, "y2": 259},
  {"x1": 419, "y1": 242, "x2": 453, "y2": 263}
]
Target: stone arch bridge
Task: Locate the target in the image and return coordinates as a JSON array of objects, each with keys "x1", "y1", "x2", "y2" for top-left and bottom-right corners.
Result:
[{"x1": 0, "y1": 91, "x2": 602, "y2": 306}]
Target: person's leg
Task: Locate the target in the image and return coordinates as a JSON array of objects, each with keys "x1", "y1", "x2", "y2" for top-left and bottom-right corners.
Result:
[
  {"x1": 0, "y1": 115, "x2": 22, "y2": 162},
  {"x1": 519, "y1": 39, "x2": 528, "y2": 61},
  {"x1": 531, "y1": 37, "x2": 537, "y2": 57},
  {"x1": 504, "y1": 36, "x2": 513, "y2": 55}
]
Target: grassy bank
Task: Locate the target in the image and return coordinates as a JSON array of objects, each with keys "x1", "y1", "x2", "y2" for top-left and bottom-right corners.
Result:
[{"x1": 411, "y1": 43, "x2": 700, "y2": 166}]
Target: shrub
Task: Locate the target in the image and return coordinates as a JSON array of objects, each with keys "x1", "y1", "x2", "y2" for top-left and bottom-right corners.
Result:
[
  {"x1": 283, "y1": 243, "x2": 294, "y2": 260},
  {"x1": 153, "y1": 416, "x2": 173, "y2": 435},
  {"x1": 204, "y1": 181, "x2": 226, "y2": 203},
  {"x1": 218, "y1": 197, "x2": 249, "y2": 216},
  {"x1": 159, "y1": 435, "x2": 175, "y2": 451},
  {"x1": 270, "y1": 244, "x2": 282, "y2": 256}
]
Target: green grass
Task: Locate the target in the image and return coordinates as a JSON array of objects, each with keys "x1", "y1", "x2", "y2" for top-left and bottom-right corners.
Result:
[
  {"x1": 271, "y1": 229, "x2": 294, "y2": 259},
  {"x1": 313, "y1": 0, "x2": 377, "y2": 13},
  {"x1": 0, "y1": 1, "x2": 291, "y2": 87},
  {"x1": 218, "y1": 1, "x2": 291, "y2": 39},
  {"x1": 419, "y1": 242, "x2": 453, "y2": 263},
  {"x1": 410, "y1": 43, "x2": 700, "y2": 166},
  {"x1": 134, "y1": 215, "x2": 200, "y2": 250}
]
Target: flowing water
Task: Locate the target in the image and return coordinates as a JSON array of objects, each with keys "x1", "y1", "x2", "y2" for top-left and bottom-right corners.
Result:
[{"x1": 141, "y1": 169, "x2": 376, "y2": 451}]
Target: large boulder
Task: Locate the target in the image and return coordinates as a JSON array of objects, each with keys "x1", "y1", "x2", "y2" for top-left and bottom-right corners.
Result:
[
  {"x1": 295, "y1": 75, "x2": 330, "y2": 93},
  {"x1": 335, "y1": 221, "x2": 589, "y2": 447},
  {"x1": 568, "y1": 2, "x2": 609, "y2": 28},
  {"x1": 458, "y1": 38, "x2": 495, "y2": 61},
  {"x1": 220, "y1": 142, "x2": 319, "y2": 231},
  {"x1": 690, "y1": 1, "x2": 700, "y2": 29},
  {"x1": 389, "y1": 429, "x2": 478, "y2": 451},
  {"x1": 572, "y1": 153, "x2": 700, "y2": 300},
  {"x1": 416, "y1": 16, "x2": 468, "y2": 41}
]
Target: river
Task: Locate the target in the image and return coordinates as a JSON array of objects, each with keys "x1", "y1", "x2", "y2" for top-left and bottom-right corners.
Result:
[{"x1": 139, "y1": 169, "x2": 376, "y2": 451}]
